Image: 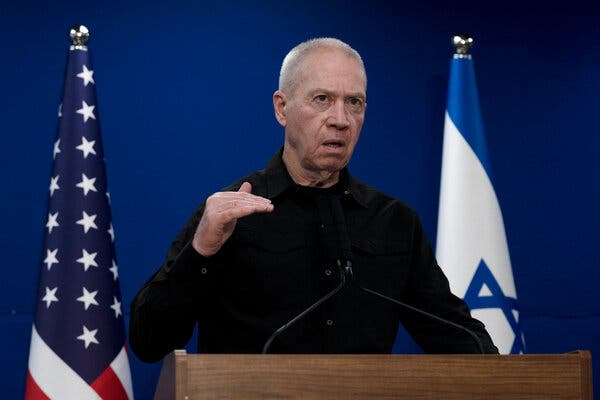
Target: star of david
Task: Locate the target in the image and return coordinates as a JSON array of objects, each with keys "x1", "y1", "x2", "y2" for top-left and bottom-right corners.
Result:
[{"x1": 463, "y1": 259, "x2": 526, "y2": 353}]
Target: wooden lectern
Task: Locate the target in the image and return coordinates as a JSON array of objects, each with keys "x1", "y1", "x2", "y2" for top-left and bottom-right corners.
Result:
[{"x1": 154, "y1": 349, "x2": 593, "y2": 399}]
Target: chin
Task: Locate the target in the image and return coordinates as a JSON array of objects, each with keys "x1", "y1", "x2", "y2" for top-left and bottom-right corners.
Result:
[{"x1": 317, "y1": 159, "x2": 348, "y2": 173}]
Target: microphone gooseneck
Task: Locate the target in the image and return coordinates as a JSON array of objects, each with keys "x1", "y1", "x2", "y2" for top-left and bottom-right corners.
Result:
[
  {"x1": 261, "y1": 259, "x2": 348, "y2": 354},
  {"x1": 357, "y1": 285, "x2": 484, "y2": 354},
  {"x1": 262, "y1": 193, "x2": 485, "y2": 354},
  {"x1": 331, "y1": 195, "x2": 485, "y2": 354}
]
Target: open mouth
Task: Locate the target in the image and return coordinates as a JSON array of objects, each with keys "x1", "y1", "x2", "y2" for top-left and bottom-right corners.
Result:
[{"x1": 323, "y1": 140, "x2": 345, "y2": 148}]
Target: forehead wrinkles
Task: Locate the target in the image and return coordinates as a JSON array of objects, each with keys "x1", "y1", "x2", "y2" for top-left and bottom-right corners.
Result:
[{"x1": 293, "y1": 50, "x2": 366, "y2": 97}]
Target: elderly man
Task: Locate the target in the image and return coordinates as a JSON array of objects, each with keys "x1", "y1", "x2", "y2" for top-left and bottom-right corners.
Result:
[{"x1": 129, "y1": 38, "x2": 498, "y2": 363}]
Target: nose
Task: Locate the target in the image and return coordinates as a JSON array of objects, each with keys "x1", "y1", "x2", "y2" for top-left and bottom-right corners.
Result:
[{"x1": 327, "y1": 100, "x2": 350, "y2": 130}]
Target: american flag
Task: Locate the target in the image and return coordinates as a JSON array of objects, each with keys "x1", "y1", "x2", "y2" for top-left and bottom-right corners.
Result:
[{"x1": 25, "y1": 38, "x2": 134, "y2": 399}]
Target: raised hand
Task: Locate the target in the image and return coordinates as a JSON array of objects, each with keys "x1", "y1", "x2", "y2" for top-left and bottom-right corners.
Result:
[{"x1": 192, "y1": 182, "x2": 274, "y2": 256}]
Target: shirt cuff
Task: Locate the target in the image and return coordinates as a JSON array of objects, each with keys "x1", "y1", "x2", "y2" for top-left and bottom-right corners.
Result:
[{"x1": 165, "y1": 241, "x2": 214, "y2": 308}]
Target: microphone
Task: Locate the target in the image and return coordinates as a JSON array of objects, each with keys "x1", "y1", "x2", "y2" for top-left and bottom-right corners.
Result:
[
  {"x1": 329, "y1": 196, "x2": 485, "y2": 354},
  {"x1": 262, "y1": 195, "x2": 485, "y2": 354},
  {"x1": 357, "y1": 285, "x2": 484, "y2": 354},
  {"x1": 261, "y1": 259, "x2": 347, "y2": 354}
]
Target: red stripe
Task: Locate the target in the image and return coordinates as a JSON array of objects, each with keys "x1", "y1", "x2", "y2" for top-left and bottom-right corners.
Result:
[
  {"x1": 91, "y1": 366, "x2": 128, "y2": 400},
  {"x1": 25, "y1": 370, "x2": 51, "y2": 400}
]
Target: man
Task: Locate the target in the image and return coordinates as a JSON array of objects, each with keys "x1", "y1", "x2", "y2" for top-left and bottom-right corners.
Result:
[{"x1": 129, "y1": 38, "x2": 497, "y2": 363}]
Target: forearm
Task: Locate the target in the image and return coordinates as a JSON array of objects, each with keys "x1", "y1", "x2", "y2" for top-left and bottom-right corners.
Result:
[
  {"x1": 129, "y1": 239, "x2": 216, "y2": 362},
  {"x1": 129, "y1": 274, "x2": 197, "y2": 363}
]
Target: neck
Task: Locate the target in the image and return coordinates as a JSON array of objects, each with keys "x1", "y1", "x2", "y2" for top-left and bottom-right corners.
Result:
[{"x1": 282, "y1": 149, "x2": 340, "y2": 188}]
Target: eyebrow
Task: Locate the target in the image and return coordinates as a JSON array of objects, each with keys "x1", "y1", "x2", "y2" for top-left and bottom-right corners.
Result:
[{"x1": 310, "y1": 88, "x2": 366, "y2": 100}]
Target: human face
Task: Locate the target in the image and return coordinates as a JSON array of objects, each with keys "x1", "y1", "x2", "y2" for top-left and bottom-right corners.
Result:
[{"x1": 274, "y1": 48, "x2": 366, "y2": 185}]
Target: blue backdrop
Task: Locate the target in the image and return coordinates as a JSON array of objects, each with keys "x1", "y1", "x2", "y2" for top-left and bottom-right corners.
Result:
[{"x1": 2, "y1": 1, "x2": 598, "y2": 399}]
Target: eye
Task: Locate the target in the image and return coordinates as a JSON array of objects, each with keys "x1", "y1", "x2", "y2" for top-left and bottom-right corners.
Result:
[
  {"x1": 346, "y1": 97, "x2": 364, "y2": 112},
  {"x1": 311, "y1": 94, "x2": 331, "y2": 111}
]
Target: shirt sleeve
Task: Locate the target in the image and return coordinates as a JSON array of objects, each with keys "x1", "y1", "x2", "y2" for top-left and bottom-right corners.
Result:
[
  {"x1": 129, "y1": 203, "x2": 217, "y2": 363},
  {"x1": 402, "y1": 211, "x2": 499, "y2": 354}
]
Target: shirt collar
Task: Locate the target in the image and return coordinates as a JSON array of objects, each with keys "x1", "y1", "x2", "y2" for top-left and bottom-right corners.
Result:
[{"x1": 263, "y1": 148, "x2": 368, "y2": 208}]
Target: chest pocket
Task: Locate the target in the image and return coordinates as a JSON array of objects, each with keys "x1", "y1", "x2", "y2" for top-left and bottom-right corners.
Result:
[
  {"x1": 230, "y1": 225, "x2": 307, "y2": 253},
  {"x1": 351, "y1": 237, "x2": 411, "y2": 297},
  {"x1": 222, "y1": 225, "x2": 311, "y2": 309}
]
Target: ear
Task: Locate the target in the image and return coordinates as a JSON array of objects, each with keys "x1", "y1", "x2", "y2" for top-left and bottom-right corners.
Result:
[{"x1": 273, "y1": 90, "x2": 287, "y2": 127}]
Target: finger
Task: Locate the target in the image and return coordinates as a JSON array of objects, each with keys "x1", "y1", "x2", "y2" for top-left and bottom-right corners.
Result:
[
  {"x1": 238, "y1": 181, "x2": 252, "y2": 194},
  {"x1": 212, "y1": 191, "x2": 271, "y2": 204},
  {"x1": 219, "y1": 202, "x2": 274, "y2": 221},
  {"x1": 214, "y1": 191, "x2": 271, "y2": 201},
  {"x1": 215, "y1": 199, "x2": 273, "y2": 213}
]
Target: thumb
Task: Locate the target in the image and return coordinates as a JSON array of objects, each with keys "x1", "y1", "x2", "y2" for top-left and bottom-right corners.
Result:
[{"x1": 238, "y1": 181, "x2": 252, "y2": 193}]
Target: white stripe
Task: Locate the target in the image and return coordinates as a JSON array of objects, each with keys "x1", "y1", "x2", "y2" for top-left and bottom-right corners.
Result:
[
  {"x1": 28, "y1": 325, "x2": 101, "y2": 400},
  {"x1": 437, "y1": 112, "x2": 519, "y2": 354},
  {"x1": 110, "y1": 346, "x2": 134, "y2": 399},
  {"x1": 437, "y1": 112, "x2": 516, "y2": 298}
]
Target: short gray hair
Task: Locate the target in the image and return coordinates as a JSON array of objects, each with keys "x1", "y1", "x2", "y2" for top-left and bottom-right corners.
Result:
[{"x1": 278, "y1": 37, "x2": 366, "y2": 95}]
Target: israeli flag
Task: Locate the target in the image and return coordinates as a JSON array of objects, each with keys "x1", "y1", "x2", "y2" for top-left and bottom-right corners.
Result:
[{"x1": 436, "y1": 53, "x2": 526, "y2": 354}]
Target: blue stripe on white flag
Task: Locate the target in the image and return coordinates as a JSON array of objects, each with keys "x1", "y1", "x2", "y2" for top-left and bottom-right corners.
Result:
[{"x1": 446, "y1": 58, "x2": 491, "y2": 176}]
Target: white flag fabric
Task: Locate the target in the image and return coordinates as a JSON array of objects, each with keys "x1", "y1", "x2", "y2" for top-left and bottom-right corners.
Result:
[{"x1": 436, "y1": 55, "x2": 525, "y2": 354}]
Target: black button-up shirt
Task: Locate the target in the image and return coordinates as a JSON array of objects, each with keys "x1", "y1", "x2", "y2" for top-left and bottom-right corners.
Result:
[{"x1": 130, "y1": 150, "x2": 497, "y2": 363}]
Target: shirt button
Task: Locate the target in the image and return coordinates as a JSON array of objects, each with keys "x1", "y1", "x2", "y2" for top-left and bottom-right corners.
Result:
[
  {"x1": 326, "y1": 319, "x2": 334, "y2": 326},
  {"x1": 324, "y1": 269, "x2": 332, "y2": 276},
  {"x1": 200, "y1": 267, "x2": 208, "y2": 274},
  {"x1": 344, "y1": 190, "x2": 350, "y2": 195}
]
